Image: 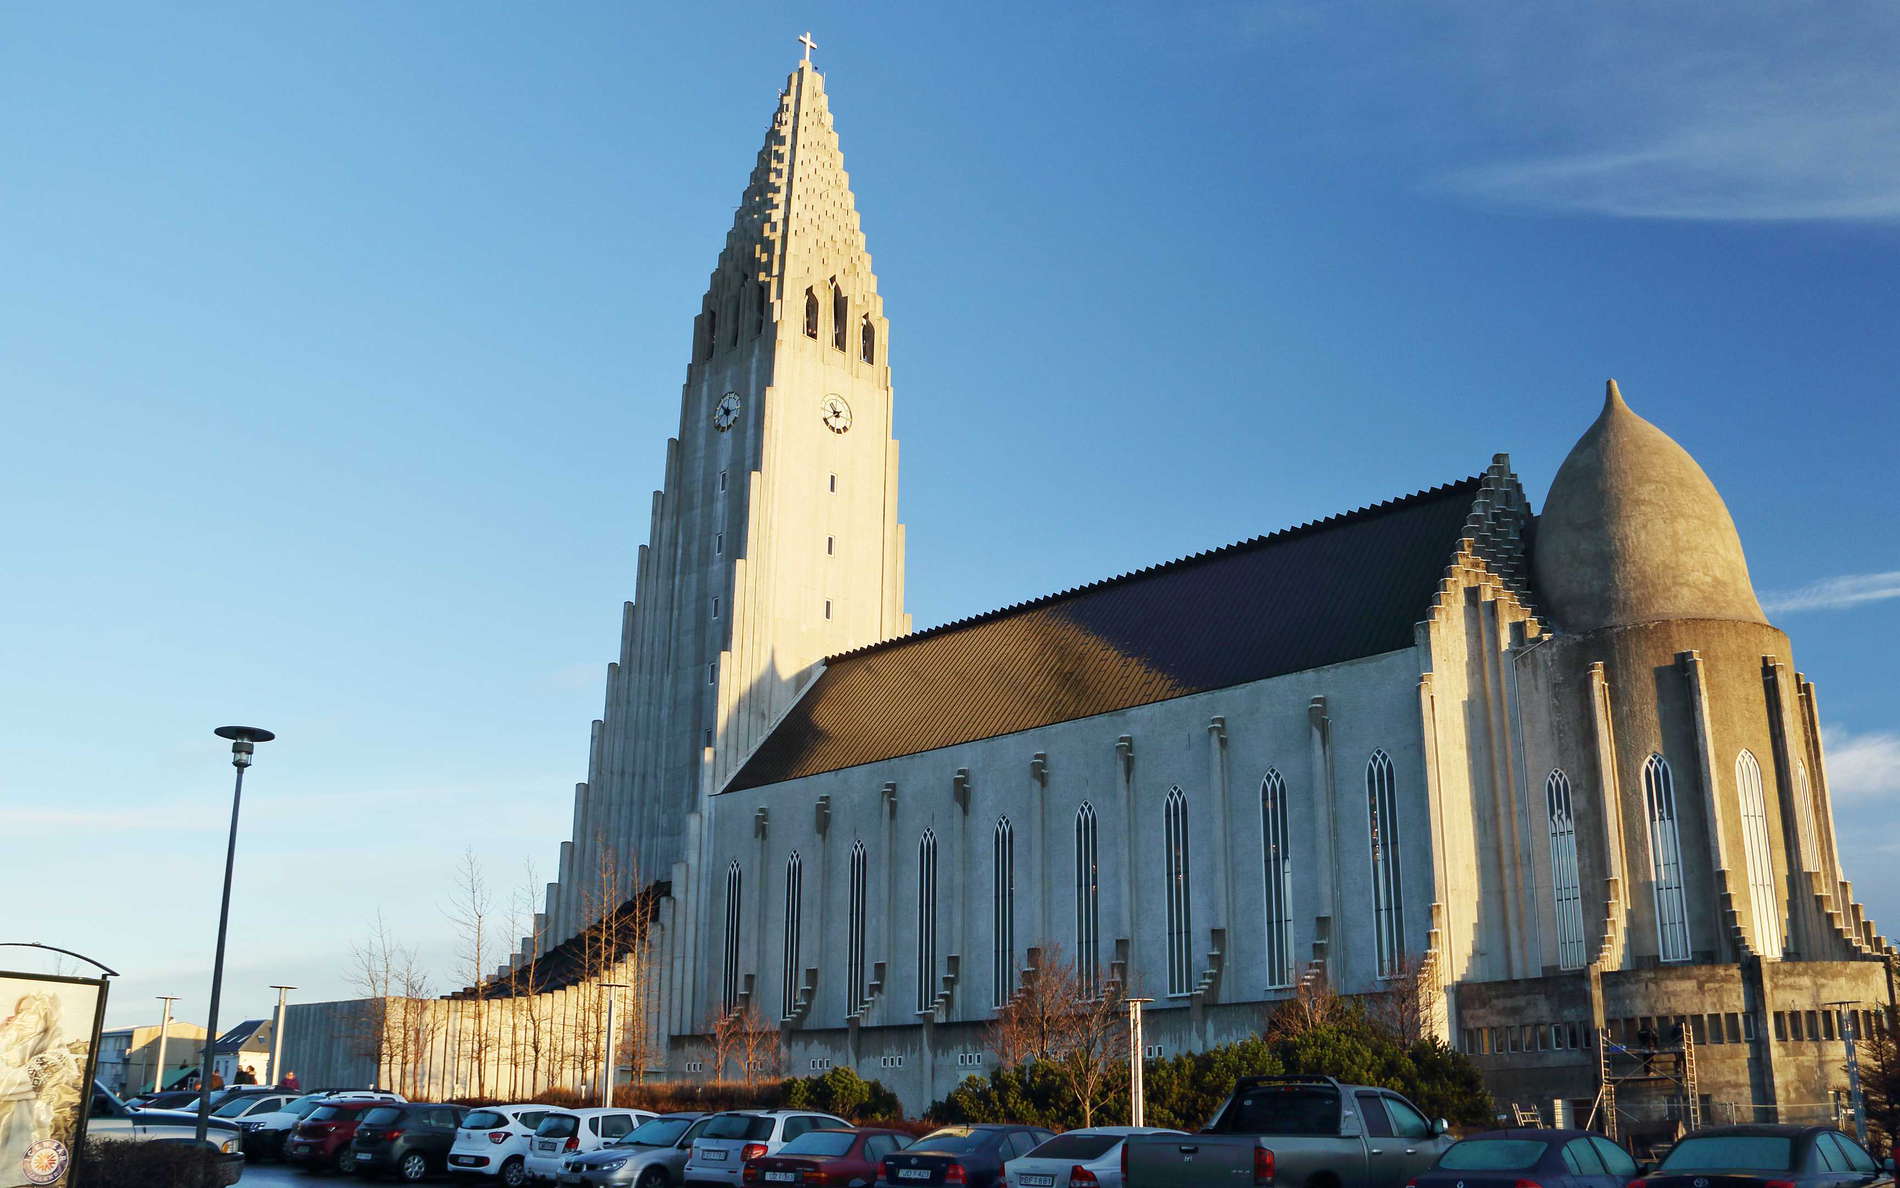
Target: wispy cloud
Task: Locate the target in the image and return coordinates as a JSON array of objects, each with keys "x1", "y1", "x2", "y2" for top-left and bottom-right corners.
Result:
[
  {"x1": 1760, "y1": 571, "x2": 1900, "y2": 614},
  {"x1": 1823, "y1": 724, "x2": 1900, "y2": 803}
]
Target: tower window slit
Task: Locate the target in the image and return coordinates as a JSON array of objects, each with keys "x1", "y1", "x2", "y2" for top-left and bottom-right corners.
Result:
[
  {"x1": 993, "y1": 817, "x2": 1015, "y2": 1008},
  {"x1": 1367, "y1": 749, "x2": 1406, "y2": 977},
  {"x1": 1546, "y1": 769, "x2": 1587, "y2": 970},
  {"x1": 1261, "y1": 769, "x2": 1295, "y2": 989},
  {"x1": 1736, "y1": 749, "x2": 1783, "y2": 959},
  {"x1": 1644, "y1": 753, "x2": 1692, "y2": 962},
  {"x1": 831, "y1": 282, "x2": 848, "y2": 351},
  {"x1": 804, "y1": 288, "x2": 819, "y2": 339},
  {"x1": 721, "y1": 861, "x2": 743, "y2": 1013},
  {"x1": 847, "y1": 841, "x2": 868, "y2": 1016},
  {"x1": 1075, "y1": 802, "x2": 1100, "y2": 996},
  {"x1": 781, "y1": 852, "x2": 803, "y2": 1020},
  {"x1": 861, "y1": 315, "x2": 875, "y2": 364},
  {"x1": 823, "y1": 599, "x2": 832, "y2": 620},
  {"x1": 917, "y1": 829, "x2": 938, "y2": 1014},
  {"x1": 826, "y1": 535, "x2": 834, "y2": 556}
]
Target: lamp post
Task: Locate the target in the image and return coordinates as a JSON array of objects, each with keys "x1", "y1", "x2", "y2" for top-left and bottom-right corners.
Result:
[
  {"x1": 600, "y1": 982, "x2": 626, "y2": 1107},
  {"x1": 194, "y1": 725, "x2": 275, "y2": 1148},
  {"x1": 153, "y1": 996, "x2": 179, "y2": 1094},
  {"x1": 1127, "y1": 997, "x2": 1153, "y2": 1127},
  {"x1": 268, "y1": 985, "x2": 296, "y2": 1087}
]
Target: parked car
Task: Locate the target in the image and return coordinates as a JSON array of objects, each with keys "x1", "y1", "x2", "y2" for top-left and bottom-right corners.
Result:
[
  {"x1": 1636, "y1": 1126, "x2": 1889, "y2": 1188},
  {"x1": 135, "y1": 1089, "x2": 214, "y2": 1112},
  {"x1": 745, "y1": 1126, "x2": 913, "y2": 1188},
  {"x1": 351, "y1": 1101, "x2": 470, "y2": 1181},
  {"x1": 85, "y1": 1082, "x2": 246, "y2": 1185},
  {"x1": 684, "y1": 1110, "x2": 853, "y2": 1188},
  {"x1": 879, "y1": 1125, "x2": 1057, "y2": 1188},
  {"x1": 1408, "y1": 1130, "x2": 1638, "y2": 1188},
  {"x1": 1005, "y1": 1127, "x2": 1184, "y2": 1188},
  {"x1": 284, "y1": 1097, "x2": 391, "y2": 1175},
  {"x1": 559, "y1": 1112, "x2": 711, "y2": 1187},
  {"x1": 236, "y1": 1090, "x2": 407, "y2": 1161},
  {"x1": 1122, "y1": 1075, "x2": 1452, "y2": 1188},
  {"x1": 449, "y1": 1102, "x2": 557, "y2": 1186},
  {"x1": 526, "y1": 1108, "x2": 657, "y2": 1182}
]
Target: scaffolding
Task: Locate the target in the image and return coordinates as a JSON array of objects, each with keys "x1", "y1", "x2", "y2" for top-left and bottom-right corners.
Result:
[{"x1": 1587, "y1": 1019, "x2": 1701, "y2": 1143}]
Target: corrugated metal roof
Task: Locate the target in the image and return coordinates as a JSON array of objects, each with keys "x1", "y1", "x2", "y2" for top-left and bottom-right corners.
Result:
[{"x1": 726, "y1": 475, "x2": 1483, "y2": 791}]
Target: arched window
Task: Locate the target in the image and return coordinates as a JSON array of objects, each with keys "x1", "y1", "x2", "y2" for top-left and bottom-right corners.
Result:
[
  {"x1": 860, "y1": 315, "x2": 876, "y2": 364},
  {"x1": 1165, "y1": 786, "x2": 1194, "y2": 996},
  {"x1": 916, "y1": 828, "x2": 938, "y2": 1014},
  {"x1": 704, "y1": 308, "x2": 719, "y2": 360},
  {"x1": 781, "y1": 852, "x2": 803, "y2": 1019},
  {"x1": 1736, "y1": 750, "x2": 1783, "y2": 960},
  {"x1": 1644, "y1": 754, "x2": 1692, "y2": 962},
  {"x1": 1367, "y1": 750, "x2": 1406, "y2": 977},
  {"x1": 1546, "y1": 770, "x2": 1587, "y2": 970},
  {"x1": 847, "y1": 840, "x2": 869, "y2": 1016},
  {"x1": 993, "y1": 817, "x2": 1015, "y2": 1008},
  {"x1": 804, "y1": 288, "x2": 819, "y2": 339},
  {"x1": 1794, "y1": 759, "x2": 1822, "y2": 871},
  {"x1": 721, "y1": 861, "x2": 743, "y2": 1013},
  {"x1": 754, "y1": 281, "x2": 769, "y2": 337},
  {"x1": 831, "y1": 281, "x2": 848, "y2": 351},
  {"x1": 1261, "y1": 770, "x2": 1295, "y2": 989},
  {"x1": 1075, "y1": 802, "x2": 1100, "y2": 994}
]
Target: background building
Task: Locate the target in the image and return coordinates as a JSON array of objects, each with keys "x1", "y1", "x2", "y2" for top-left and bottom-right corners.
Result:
[{"x1": 94, "y1": 1020, "x2": 206, "y2": 1096}]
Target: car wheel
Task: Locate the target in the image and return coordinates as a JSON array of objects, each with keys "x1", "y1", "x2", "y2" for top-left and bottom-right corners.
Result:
[
  {"x1": 637, "y1": 1168, "x2": 669, "y2": 1188},
  {"x1": 500, "y1": 1156, "x2": 529, "y2": 1187},
  {"x1": 397, "y1": 1151, "x2": 429, "y2": 1182},
  {"x1": 334, "y1": 1146, "x2": 358, "y2": 1175}
]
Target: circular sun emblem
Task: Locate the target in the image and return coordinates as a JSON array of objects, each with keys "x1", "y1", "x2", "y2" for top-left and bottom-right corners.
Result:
[{"x1": 22, "y1": 1138, "x2": 69, "y2": 1185}]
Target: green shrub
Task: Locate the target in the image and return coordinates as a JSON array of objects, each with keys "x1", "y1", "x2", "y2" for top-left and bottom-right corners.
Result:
[
  {"x1": 782, "y1": 1066, "x2": 902, "y2": 1119},
  {"x1": 78, "y1": 1139, "x2": 226, "y2": 1188}
]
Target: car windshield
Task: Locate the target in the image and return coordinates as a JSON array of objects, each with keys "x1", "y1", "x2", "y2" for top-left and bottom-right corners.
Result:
[
  {"x1": 780, "y1": 1132, "x2": 857, "y2": 1157},
  {"x1": 462, "y1": 1111, "x2": 510, "y2": 1130},
  {"x1": 1025, "y1": 1134, "x2": 1122, "y2": 1160},
  {"x1": 212, "y1": 1098, "x2": 257, "y2": 1118},
  {"x1": 360, "y1": 1107, "x2": 404, "y2": 1126},
  {"x1": 1210, "y1": 1086, "x2": 1341, "y2": 1136},
  {"x1": 1661, "y1": 1137, "x2": 1794, "y2": 1172},
  {"x1": 618, "y1": 1118, "x2": 695, "y2": 1147},
  {"x1": 702, "y1": 1115, "x2": 774, "y2": 1141},
  {"x1": 537, "y1": 1115, "x2": 580, "y2": 1139},
  {"x1": 1438, "y1": 1141, "x2": 1550, "y2": 1171},
  {"x1": 913, "y1": 1128, "x2": 997, "y2": 1153}
]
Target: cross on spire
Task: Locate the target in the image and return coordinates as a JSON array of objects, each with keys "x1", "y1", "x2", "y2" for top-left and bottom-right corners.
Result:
[{"x1": 797, "y1": 31, "x2": 817, "y2": 64}]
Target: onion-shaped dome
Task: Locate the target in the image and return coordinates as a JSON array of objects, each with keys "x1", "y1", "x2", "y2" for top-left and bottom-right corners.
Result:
[{"x1": 1533, "y1": 380, "x2": 1767, "y2": 634}]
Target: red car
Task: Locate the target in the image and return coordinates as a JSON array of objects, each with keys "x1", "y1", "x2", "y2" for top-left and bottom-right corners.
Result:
[
  {"x1": 746, "y1": 1127, "x2": 915, "y2": 1187},
  {"x1": 283, "y1": 1099, "x2": 385, "y2": 1175}
]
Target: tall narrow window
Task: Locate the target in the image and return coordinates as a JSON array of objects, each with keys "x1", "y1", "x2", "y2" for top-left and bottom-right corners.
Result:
[
  {"x1": 1164, "y1": 786, "x2": 1194, "y2": 996},
  {"x1": 1736, "y1": 750, "x2": 1783, "y2": 960},
  {"x1": 804, "y1": 288, "x2": 819, "y2": 339},
  {"x1": 831, "y1": 282, "x2": 848, "y2": 351},
  {"x1": 781, "y1": 852, "x2": 803, "y2": 1019},
  {"x1": 1644, "y1": 754, "x2": 1692, "y2": 962},
  {"x1": 704, "y1": 308, "x2": 718, "y2": 360},
  {"x1": 722, "y1": 861, "x2": 743, "y2": 1013},
  {"x1": 847, "y1": 841, "x2": 868, "y2": 1015},
  {"x1": 1074, "y1": 802, "x2": 1100, "y2": 994},
  {"x1": 916, "y1": 829, "x2": 938, "y2": 1014},
  {"x1": 860, "y1": 315, "x2": 876, "y2": 363},
  {"x1": 1261, "y1": 770, "x2": 1295, "y2": 989},
  {"x1": 754, "y1": 281, "x2": 769, "y2": 337},
  {"x1": 1546, "y1": 770, "x2": 1587, "y2": 970},
  {"x1": 1367, "y1": 749, "x2": 1406, "y2": 977},
  {"x1": 993, "y1": 817, "x2": 1016, "y2": 1008},
  {"x1": 1794, "y1": 759, "x2": 1821, "y2": 870}
]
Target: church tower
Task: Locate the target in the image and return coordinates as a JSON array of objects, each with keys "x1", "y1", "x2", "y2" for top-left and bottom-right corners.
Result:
[{"x1": 544, "y1": 53, "x2": 908, "y2": 943}]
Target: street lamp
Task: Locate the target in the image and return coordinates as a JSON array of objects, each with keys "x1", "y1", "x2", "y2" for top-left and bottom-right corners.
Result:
[
  {"x1": 194, "y1": 725, "x2": 275, "y2": 1148},
  {"x1": 268, "y1": 985, "x2": 297, "y2": 1087},
  {"x1": 153, "y1": 996, "x2": 179, "y2": 1094},
  {"x1": 600, "y1": 983, "x2": 627, "y2": 1107}
]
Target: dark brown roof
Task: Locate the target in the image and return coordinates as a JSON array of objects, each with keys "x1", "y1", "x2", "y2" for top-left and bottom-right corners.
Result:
[{"x1": 726, "y1": 476, "x2": 1483, "y2": 792}]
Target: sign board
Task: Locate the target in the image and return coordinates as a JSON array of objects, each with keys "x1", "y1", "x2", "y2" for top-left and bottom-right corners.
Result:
[{"x1": 0, "y1": 971, "x2": 109, "y2": 1188}]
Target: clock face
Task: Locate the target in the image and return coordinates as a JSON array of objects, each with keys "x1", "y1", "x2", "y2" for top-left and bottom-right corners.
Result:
[
  {"x1": 821, "y1": 394, "x2": 853, "y2": 434},
  {"x1": 712, "y1": 392, "x2": 742, "y2": 431}
]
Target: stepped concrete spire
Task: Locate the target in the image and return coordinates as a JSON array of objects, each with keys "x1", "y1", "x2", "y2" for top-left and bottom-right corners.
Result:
[{"x1": 1533, "y1": 379, "x2": 1767, "y2": 634}]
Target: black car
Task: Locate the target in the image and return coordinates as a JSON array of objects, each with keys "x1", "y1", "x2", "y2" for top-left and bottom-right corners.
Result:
[
  {"x1": 350, "y1": 1101, "x2": 469, "y2": 1181},
  {"x1": 878, "y1": 1125, "x2": 1055, "y2": 1188},
  {"x1": 1413, "y1": 1129, "x2": 1639, "y2": 1188},
  {"x1": 1638, "y1": 1126, "x2": 1888, "y2": 1188}
]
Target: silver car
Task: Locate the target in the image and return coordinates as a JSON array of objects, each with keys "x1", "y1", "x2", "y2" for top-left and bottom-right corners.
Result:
[
  {"x1": 682, "y1": 1110, "x2": 850, "y2": 1188},
  {"x1": 558, "y1": 1113, "x2": 709, "y2": 1187},
  {"x1": 1005, "y1": 1127, "x2": 1187, "y2": 1188}
]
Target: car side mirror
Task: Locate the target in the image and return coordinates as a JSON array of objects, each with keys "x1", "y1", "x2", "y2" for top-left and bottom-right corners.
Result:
[
  {"x1": 1882, "y1": 1157, "x2": 1895, "y2": 1173},
  {"x1": 1432, "y1": 1119, "x2": 1449, "y2": 1136}
]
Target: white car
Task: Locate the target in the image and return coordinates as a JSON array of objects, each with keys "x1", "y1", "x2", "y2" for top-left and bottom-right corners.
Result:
[
  {"x1": 1004, "y1": 1127, "x2": 1186, "y2": 1188},
  {"x1": 681, "y1": 1110, "x2": 851, "y2": 1188},
  {"x1": 525, "y1": 1108, "x2": 655, "y2": 1182},
  {"x1": 231, "y1": 1088, "x2": 406, "y2": 1160},
  {"x1": 449, "y1": 1102, "x2": 557, "y2": 1186}
]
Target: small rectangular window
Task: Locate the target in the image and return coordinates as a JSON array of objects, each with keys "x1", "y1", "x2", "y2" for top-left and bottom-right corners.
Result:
[
  {"x1": 1774, "y1": 1012, "x2": 1788, "y2": 1041},
  {"x1": 708, "y1": 662, "x2": 716, "y2": 686},
  {"x1": 704, "y1": 730, "x2": 712, "y2": 747},
  {"x1": 715, "y1": 532, "x2": 724, "y2": 555},
  {"x1": 826, "y1": 535, "x2": 834, "y2": 555},
  {"x1": 1743, "y1": 1014, "x2": 1758, "y2": 1041},
  {"x1": 828, "y1": 473, "x2": 837, "y2": 492},
  {"x1": 719, "y1": 469, "x2": 728, "y2": 492},
  {"x1": 823, "y1": 599, "x2": 832, "y2": 620},
  {"x1": 712, "y1": 597, "x2": 719, "y2": 618}
]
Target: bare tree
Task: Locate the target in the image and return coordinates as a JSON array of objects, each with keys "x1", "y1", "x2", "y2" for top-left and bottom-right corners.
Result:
[
  {"x1": 706, "y1": 1008, "x2": 744, "y2": 1081},
  {"x1": 733, "y1": 1002, "x2": 780, "y2": 1088},
  {"x1": 504, "y1": 860, "x2": 548, "y2": 1096},
  {"x1": 1266, "y1": 968, "x2": 1348, "y2": 1042},
  {"x1": 445, "y1": 848, "x2": 494, "y2": 1097},
  {"x1": 988, "y1": 943, "x2": 1127, "y2": 1126},
  {"x1": 1365, "y1": 955, "x2": 1437, "y2": 1044},
  {"x1": 347, "y1": 912, "x2": 400, "y2": 1088}
]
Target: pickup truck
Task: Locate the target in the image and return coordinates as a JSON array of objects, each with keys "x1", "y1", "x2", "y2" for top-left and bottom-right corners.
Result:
[
  {"x1": 1122, "y1": 1075, "x2": 1454, "y2": 1188},
  {"x1": 87, "y1": 1081, "x2": 247, "y2": 1184}
]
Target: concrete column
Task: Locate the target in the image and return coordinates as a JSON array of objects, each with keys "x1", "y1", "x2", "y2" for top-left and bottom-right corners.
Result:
[
  {"x1": 1208, "y1": 716, "x2": 1234, "y2": 988},
  {"x1": 1116, "y1": 735, "x2": 1137, "y2": 989},
  {"x1": 1586, "y1": 663, "x2": 1630, "y2": 968},
  {"x1": 1680, "y1": 650, "x2": 1738, "y2": 962},
  {"x1": 1307, "y1": 698, "x2": 1338, "y2": 969}
]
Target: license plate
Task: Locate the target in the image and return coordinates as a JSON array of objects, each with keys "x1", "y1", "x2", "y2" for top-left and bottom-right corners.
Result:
[
  {"x1": 1021, "y1": 1177, "x2": 1055, "y2": 1187},
  {"x1": 536, "y1": 1141, "x2": 555, "y2": 1152},
  {"x1": 702, "y1": 1149, "x2": 728, "y2": 1161},
  {"x1": 898, "y1": 1171, "x2": 932, "y2": 1181},
  {"x1": 356, "y1": 1152, "x2": 373, "y2": 1161},
  {"x1": 451, "y1": 1156, "x2": 479, "y2": 1166},
  {"x1": 767, "y1": 1174, "x2": 798, "y2": 1183}
]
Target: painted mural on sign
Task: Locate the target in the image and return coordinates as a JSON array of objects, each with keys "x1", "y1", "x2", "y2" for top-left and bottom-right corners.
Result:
[{"x1": 0, "y1": 974, "x2": 106, "y2": 1188}]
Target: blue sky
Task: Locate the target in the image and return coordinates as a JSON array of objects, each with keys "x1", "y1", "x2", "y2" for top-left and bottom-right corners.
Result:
[{"x1": 3, "y1": 2, "x2": 1896, "y2": 1032}]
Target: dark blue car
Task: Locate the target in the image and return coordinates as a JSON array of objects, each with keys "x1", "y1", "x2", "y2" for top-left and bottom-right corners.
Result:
[
  {"x1": 1410, "y1": 1129, "x2": 1639, "y2": 1188},
  {"x1": 1639, "y1": 1126, "x2": 1889, "y2": 1188}
]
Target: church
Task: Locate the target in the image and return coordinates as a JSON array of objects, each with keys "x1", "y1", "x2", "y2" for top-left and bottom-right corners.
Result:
[{"x1": 281, "y1": 51, "x2": 1893, "y2": 1123}]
